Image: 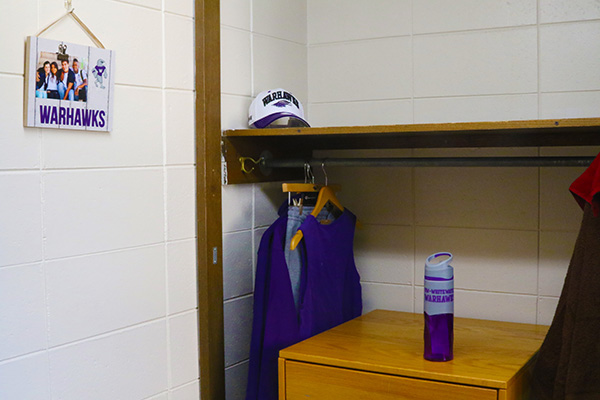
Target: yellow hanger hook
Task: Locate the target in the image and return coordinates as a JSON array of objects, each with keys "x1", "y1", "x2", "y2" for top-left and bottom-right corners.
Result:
[{"x1": 239, "y1": 156, "x2": 264, "y2": 174}]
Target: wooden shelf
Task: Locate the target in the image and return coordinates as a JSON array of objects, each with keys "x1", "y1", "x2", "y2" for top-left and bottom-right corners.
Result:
[{"x1": 221, "y1": 117, "x2": 600, "y2": 184}]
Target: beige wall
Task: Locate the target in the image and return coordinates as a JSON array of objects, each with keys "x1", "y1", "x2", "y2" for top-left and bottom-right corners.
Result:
[{"x1": 306, "y1": 0, "x2": 600, "y2": 325}]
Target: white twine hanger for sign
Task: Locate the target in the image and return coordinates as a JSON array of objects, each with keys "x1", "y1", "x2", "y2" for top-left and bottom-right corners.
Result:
[{"x1": 35, "y1": 0, "x2": 106, "y2": 49}]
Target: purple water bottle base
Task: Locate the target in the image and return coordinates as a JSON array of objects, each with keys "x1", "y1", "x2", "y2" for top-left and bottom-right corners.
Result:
[{"x1": 424, "y1": 312, "x2": 453, "y2": 361}]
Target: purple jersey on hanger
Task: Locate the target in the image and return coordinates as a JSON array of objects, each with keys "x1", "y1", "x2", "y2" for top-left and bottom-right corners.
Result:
[
  {"x1": 297, "y1": 208, "x2": 362, "y2": 340},
  {"x1": 246, "y1": 203, "x2": 362, "y2": 400}
]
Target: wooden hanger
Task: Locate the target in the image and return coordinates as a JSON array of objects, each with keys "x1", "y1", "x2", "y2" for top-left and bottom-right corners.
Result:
[
  {"x1": 290, "y1": 186, "x2": 344, "y2": 250},
  {"x1": 282, "y1": 183, "x2": 341, "y2": 193},
  {"x1": 309, "y1": 186, "x2": 343, "y2": 217},
  {"x1": 283, "y1": 183, "x2": 320, "y2": 208}
]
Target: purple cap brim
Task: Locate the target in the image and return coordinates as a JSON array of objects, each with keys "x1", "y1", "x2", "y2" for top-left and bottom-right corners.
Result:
[{"x1": 252, "y1": 112, "x2": 310, "y2": 129}]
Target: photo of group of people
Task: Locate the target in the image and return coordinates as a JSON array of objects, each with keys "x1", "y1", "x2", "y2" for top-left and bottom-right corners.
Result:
[
  {"x1": 35, "y1": 55, "x2": 87, "y2": 102},
  {"x1": 26, "y1": 36, "x2": 115, "y2": 131}
]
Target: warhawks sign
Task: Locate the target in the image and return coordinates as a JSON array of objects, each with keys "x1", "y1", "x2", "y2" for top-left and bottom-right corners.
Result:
[{"x1": 24, "y1": 36, "x2": 115, "y2": 131}]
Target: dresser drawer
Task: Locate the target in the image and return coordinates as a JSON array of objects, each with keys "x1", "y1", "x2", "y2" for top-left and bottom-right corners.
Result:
[{"x1": 283, "y1": 360, "x2": 497, "y2": 400}]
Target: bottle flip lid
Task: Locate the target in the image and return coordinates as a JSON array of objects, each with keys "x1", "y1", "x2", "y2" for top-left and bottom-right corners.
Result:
[{"x1": 425, "y1": 252, "x2": 454, "y2": 280}]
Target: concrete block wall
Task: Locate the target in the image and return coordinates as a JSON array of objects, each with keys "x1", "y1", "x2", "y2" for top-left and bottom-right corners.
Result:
[
  {"x1": 0, "y1": 1, "x2": 198, "y2": 399},
  {"x1": 307, "y1": 0, "x2": 600, "y2": 323},
  {"x1": 307, "y1": 0, "x2": 600, "y2": 125}
]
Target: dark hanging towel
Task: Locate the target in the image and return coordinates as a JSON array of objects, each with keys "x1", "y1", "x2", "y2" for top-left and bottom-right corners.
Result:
[
  {"x1": 532, "y1": 153, "x2": 600, "y2": 400},
  {"x1": 245, "y1": 201, "x2": 362, "y2": 400}
]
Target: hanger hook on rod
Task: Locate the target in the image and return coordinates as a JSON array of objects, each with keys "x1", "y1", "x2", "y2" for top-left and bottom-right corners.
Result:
[
  {"x1": 65, "y1": 0, "x2": 74, "y2": 12},
  {"x1": 321, "y1": 159, "x2": 329, "y2": 186},
  {"x1": 304, "y1": 162, "x2": 315, "y2": 184}
]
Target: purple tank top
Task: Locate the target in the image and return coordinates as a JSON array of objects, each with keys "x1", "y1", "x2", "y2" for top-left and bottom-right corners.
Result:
[{"x1": 297, "y1": 209, "x2": 362, "y2": 340}]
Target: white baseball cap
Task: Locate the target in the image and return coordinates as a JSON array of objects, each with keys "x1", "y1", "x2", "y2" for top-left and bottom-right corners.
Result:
[{"x1": 248, "y1": 88, "x2": 309, "y2": 128}]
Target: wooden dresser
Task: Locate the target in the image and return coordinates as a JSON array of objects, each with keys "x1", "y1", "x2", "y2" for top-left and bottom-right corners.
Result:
[{"x1": 278, "y1": 310, "x2": 548, "y2": 400}]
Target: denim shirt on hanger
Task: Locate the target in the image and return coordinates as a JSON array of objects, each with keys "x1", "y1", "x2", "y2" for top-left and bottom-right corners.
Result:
[{"x1": 285, "y1": 205, "x2": 334, "y2": 311}]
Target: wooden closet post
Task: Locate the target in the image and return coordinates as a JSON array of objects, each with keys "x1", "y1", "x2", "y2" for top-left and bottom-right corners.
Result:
[{"x1": 195, "y1": 0, "x2": 224, "y2": 399}]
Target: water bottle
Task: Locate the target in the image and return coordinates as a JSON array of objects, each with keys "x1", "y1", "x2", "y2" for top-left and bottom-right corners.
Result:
[{"x1": 424, "y1": 252, "x2": 454, "y2": 361}]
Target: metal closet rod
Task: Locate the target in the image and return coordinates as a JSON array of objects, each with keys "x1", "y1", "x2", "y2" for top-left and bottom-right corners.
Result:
[{"x1": 262, "y1": 156, "x2": 595, "y2": 168}]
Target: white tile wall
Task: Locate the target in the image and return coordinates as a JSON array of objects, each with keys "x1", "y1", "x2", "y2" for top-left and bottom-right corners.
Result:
[
  {"x1": 38, "y1": 0, "x2": 164, "y2": 88},
  {"x1": 147, "y1": 392, "x2": 169, "y2": 400},
  {"x1": 540, "y1": 0, "x2": 600, "y2": 23},
  {"x1": 539, "y1": 21, "x2": 600, "y2": 92},
  {"x1": 223, "y1": 231, "x2": 254, "y2": 300},
  {"x1": 166, "y1": 89, "x2": 196, "y2": 165},
  {"x1": 167, "y1": 239, "x2": 198, "y2": 315},
  {"x1": 330, "y1": 165, "x2": 413, "y2": 226},
  {"x1": 1, "y1": 1, "x2": 197, "y2": 398},
  {"x1": 119, "y1": 0, "x2": 162, "y2": 10},
  {"x1": 540, "y1": 167, "x2": 587, "y2": 231},
  {"x1": 0, "y1": 172, "x2": 43, "y2": 267},
  {"x1": 540, "y1": 91, "x2": 600, "y2": 119},
  {"x1": 413, "y1": 0, "x2": 536, "y2": 34},
  {"x1": 0, "y1": 76, "x2": 40, "y2": 170},
  {"x1": 354, "y1": 225, "x2": 414, "y2": 285},
  {"x1": 166, "y1": 166, "x2": 197, "y2": 241},
  {"x1": 253, "y1": 0, "x2": 307, "y2": 44},
  {"x1": 45, "y1": 245, "x2": 166, "y2": 346},
  {"x1": 165, "y1": 14, "x2": 195, "y2": 91},
  {"x1": 309, "y1": 99, "x2": 413, "y2": 127},
  {"x1": 0, "y1": 264, "x2": 46, "y2": 361},
  {"x1": 414, "y1": 28, "x2": 538, "y2": 98},
  {"x1": 253, "y1": 35, "x2": 308, "y2": 101},
  {"x1": 254, "y1": 182, "x2": 286, "y2": 227},
  {"x1": 222, "y1": 184, "x2": 254, "y2": 232},
  {"x1": 415, "y1": 166, "x2": 539, "y2": 230},
  {"x1": 165, "y1": 0, "x2": 194, "y2": 18},
  {"x1": 361, "y1": 282, "x2": 413, "y2": 314},
  {"x1": 538, "y1": 296, "x2": 560, "y2": 325},
  {"x1": 48, "y1": 321, "x2": 168, "y2": 400},
  {"x1": 308, "y1": 0, "x2": 411, "y2": 43},
  {"x1": 221, "y1": 27, "x2": 252, "y2": 96},
  {"x1": 168, "y1": 311, "x2": 199, "y2": 388},
  {"x1": 0, "y1": 352, "x2": 49, "y2": 399},
  {"x1": 223, "y1": 295, "x2": 253, "y2": 367},
  {"x1": 0, "y1": 0, "x2": 37, "y2": 74},
  {"x1": 309, "y1": 37, "x2": 412, "y2": 103},
  {"x1": 414, "y1": 94, "x2": 538, "y2": 124},
  {"x1": 538, "y1": 231, "x2": 576, "y2": 297},
  {"x1": 416, "y1": 227, "x2": 538, "y2": 294},
  {"x1": 43, "y1": 169, "x2": 165, "y2": 259},
  {"x1": 225, "y1": 360, "x2": 249, "y2": 400},
  {"x1": 170, "y1": 381, "x2": 201, "y2": 400},
  {"x1": 221, "y1": 94, "x2": 253, "y2": 130},
  {"x1": 221, "y1": 0, "x2": 251, "y2": 30}
]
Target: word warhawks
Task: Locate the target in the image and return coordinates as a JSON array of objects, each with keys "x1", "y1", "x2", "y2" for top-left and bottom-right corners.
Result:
[{"x1": 261, "y1": 90, "x2": 300, "y2": 108}]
